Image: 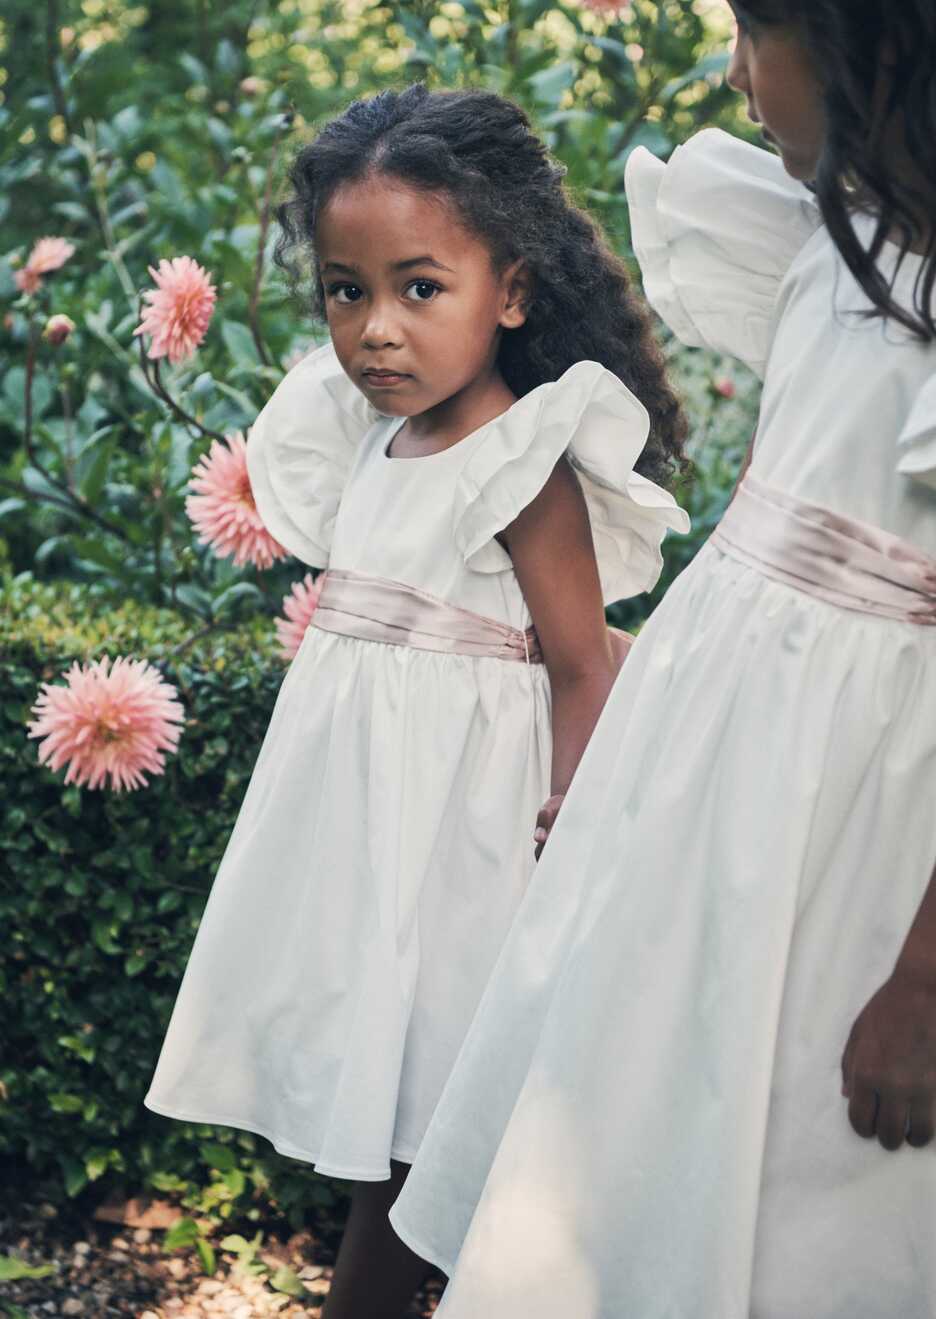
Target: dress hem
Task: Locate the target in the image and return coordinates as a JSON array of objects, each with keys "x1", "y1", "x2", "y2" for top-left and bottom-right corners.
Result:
[
  {"x1": 144, "y1": 1095, "x2": 414, "y2": 1182},
  {"x1": 387, "y1": 1208, "x2": 455, "y2": 1277}
]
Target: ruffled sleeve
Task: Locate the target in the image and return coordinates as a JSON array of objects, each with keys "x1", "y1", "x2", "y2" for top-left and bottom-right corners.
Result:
[
  {"x1": 453, "y1": 360, "x2": 690, "y2": 605},
  {"x1": 625, "y1": 128, "x2": 822, "y2": 377},
  {"x1": 896, "y1": 374, "x2": 936, "y2": 491},
  {"x1": 246, "y1": 342, "x2": 378, "y2": 566}
]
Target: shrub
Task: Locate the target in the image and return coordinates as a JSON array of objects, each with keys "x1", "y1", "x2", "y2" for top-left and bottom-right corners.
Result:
[{"x1": 0, "y1": 573, "x2": 341, "y2": 1224}]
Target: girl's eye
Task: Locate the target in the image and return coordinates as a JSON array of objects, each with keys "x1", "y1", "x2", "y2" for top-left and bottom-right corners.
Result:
[
  {"x1": 404, "y1": 280, "x2": 441, "y2": 303},
  {"x1": 328, "y1": 284, "x2": 363, "y2": 305}
]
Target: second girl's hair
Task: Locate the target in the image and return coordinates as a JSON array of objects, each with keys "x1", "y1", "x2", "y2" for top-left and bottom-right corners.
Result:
[
  {"x1": 275, "y1": 84, "x2": 687, "y2": 486},
  {"x1": 735, "y1": 0, "x2": 936, "y2": 341}
]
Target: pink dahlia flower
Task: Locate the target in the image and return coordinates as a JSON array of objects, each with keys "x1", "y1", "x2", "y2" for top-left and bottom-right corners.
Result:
[
  {"x1": 133, "y1": 255, "x2": 217, "y2": 364},
  {"x1": 14, "y1": 236, "x2": 76, "y2": 294},
  {"x1": 275, "y1": 573, "x2": 324, "y2": 661},
  {"x1": 186, "y1": 431, "x2": 288, "y2": 569},
  {"x1": 28, "y1": 656, "x2": 185, "y2": 792}
]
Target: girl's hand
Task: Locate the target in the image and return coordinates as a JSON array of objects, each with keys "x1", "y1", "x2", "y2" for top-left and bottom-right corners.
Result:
[
  {"x1": 840, "y1": 966, "x2": 936, "y2": 1150},
  {"x1": 533, "y1": 793, "x2": 565, "y2": 860}
]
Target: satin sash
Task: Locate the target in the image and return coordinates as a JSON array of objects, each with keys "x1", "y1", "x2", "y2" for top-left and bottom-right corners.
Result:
[
  {"x1": 712, "y1": 475, "x2": 936, "y2": 625},
  {"x1": 312, "y1": 569, "x2": 544, "y2": 662}
]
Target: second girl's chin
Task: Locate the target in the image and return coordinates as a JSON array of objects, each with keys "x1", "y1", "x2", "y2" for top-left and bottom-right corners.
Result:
[{"x1": 774, "y1": 142, "x2": 820, "y2": 182}]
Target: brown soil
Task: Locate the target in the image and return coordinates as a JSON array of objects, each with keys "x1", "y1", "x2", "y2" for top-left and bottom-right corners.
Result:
[{"x1": 0, "y1": 1197, "x2": 444, "y2": 1318}]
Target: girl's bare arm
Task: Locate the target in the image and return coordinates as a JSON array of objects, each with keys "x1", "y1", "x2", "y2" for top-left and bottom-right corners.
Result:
[{"x1": 501, "y1": 457, "x2": 619, "y2": 856}]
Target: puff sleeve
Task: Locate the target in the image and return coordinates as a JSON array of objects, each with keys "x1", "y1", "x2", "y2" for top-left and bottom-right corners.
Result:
[
  {"x1": 896, "y1": 373, "x2": 936, "y2": 491},
  {"x1": 625, "y1": 128, "x2": 822, "y2": 377},
  {"x1": 246, "y1": 343, "x2": 378, "y2": 567},
  {"x1": 453, "y1": 360, "x2": 690, "y2": 606}
]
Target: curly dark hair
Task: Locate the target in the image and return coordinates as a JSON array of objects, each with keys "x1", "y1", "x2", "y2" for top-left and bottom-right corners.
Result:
[
  {"x1": 274, "y1": 84, "x2": 687, "y2": 486},
  {"x1": 734, "y1": 0, "x2": 936, "y2": 341}
]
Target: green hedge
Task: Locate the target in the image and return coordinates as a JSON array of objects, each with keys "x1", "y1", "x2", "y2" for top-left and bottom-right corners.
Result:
[{"x1": 0, "y1": 573, "x2": 341, "y2": 1224}]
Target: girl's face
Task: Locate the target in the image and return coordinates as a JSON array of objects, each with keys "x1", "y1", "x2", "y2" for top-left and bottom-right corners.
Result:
[
  {"x1": 725, "y1": 3, "x2": 826, "y2": 180},
  {"x1": 315, "y1": 176, "x2": 527, "y2": 418}
]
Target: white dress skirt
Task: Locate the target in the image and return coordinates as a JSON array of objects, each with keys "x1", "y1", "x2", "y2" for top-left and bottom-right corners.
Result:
[
  {"x1": 144, "y1": 346, "x2": 688, "y2": 1180},
  {"x1": 389, "y1": 129, "x2": 936, "y2": 1317}
]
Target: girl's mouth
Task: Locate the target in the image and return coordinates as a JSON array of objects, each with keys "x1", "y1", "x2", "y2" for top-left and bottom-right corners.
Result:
[{"x1": 363, "y1": 370, "x2": 411, "y2": 387}]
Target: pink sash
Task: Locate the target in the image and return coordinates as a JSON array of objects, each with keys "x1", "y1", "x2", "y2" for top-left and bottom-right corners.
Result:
[
  {"x1": 312, "y1": 570, "x2": 635, "y2": 667},
  {"x1": 313, "y1": 570, "x2": 544, "y2": 662},
  {"x1": 712, "y1": 475, "x2": 936, "y2": 624}
]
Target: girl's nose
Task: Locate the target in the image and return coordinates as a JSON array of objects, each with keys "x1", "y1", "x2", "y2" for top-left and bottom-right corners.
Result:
[
  {"x1": 725, "y1": 36, "x2": 749, "y2": 95},
  {"x1": 361, "y1": 300, "x2": 402, "y2": 350}
]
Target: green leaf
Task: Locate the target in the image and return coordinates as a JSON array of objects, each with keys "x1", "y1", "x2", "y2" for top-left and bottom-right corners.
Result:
[
  {"x1": 221, "y1": 321, "x2": 260, "y2": 368},
  {"x1": 85, "y1": 1148, "x2": 111, "y2": 1180},
  {"x1": 2, "y1": 1300, "x2": 32, "y2": 1318},
  {"x1": 527, "y1": 59, "x2": 576, "y2": 106},
  {"x1": 196, "y1": 1238, "x2": 216, "y2": 1275},
  {"x1": 0, "y1": 1256, "x2": 54, "y2": 1281},
  {"x1": 113, "y1": 891, "x2": 134, "y2": 922},
  {"x1": 163, "y1": 1217, "x2": 201, "y2": 1252},
  {"x1": 200, "y1": 1141, "x2": 236, "y2": 1172},
  {"x1": 222, "y1": 1167, "x2": 246, "y2": 1197},
  {"x1": 70, "y1": 537, "x2": 130, "y2": 577},
  {"x1": 662, "y1": 52, "x2": 729, "y2": 100},
  {"x1": 270, "y1": 1265, "x2": 307, "y2": 1298},
  {"x1": 50, "y1": 1092, "x2": 84, "y2": 1113},
  {"x1": 211, "y1": 582, "x2": 265, "y2": 618},
  {"x1": 61, "y1": 1155, "x2": 88, "y2": 1198},
  {"x1": 219, "y1": 1234, "x2": 250, "y2": 1254},
  {"x1": 80, "y1": 435, "x2": 117, "y2": 507}
]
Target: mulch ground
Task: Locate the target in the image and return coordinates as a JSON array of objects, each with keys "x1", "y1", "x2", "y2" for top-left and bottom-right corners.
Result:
[{"x1": 0, "y1": 1195, "x2": 445, "y2": 1318}]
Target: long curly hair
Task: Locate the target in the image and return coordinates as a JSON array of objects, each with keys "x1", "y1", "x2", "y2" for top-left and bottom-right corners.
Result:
[
  {"x1": 274, "y1": 84, "x2": 687, "y2": 486},
  {"x1": 735, "y1": 0, "x2": 936, "y2": 341}
]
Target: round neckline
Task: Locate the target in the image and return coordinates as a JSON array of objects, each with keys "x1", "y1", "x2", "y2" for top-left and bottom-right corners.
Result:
[
  {"x1": 382, "y1": 416, "x2": 472, "y2": 462},
  {"x1": 381, "y1": 400, "x2": 523, "y2": 463}
]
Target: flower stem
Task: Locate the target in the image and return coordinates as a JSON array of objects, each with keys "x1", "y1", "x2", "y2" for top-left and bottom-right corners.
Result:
[{"x1": 136, "y1": 330, "x2": 227, "y2": 444}]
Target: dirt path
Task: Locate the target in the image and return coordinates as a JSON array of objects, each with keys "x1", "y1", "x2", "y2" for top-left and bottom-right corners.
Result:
[{"x1": 0, "y1": 1199, "x2": 444, "y2": 1318}]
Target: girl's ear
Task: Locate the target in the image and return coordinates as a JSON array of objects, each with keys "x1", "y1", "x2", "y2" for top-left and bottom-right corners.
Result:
[{"x1": 499, "y1": 259, "x2": 532, "y2": 330}]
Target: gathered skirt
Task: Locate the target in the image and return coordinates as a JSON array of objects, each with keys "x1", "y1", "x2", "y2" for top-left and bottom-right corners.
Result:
[
  {"x1": 146, "y1": 627, "x2": 551, "y2": 1179},
  {"x1": 391, "y1": 540, "x2": 936, "y2": 1318}
]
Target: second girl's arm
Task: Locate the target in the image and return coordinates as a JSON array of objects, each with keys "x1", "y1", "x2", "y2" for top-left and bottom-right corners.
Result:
[{"x1": 500, "y1": 456, "x2": 619, "y2": 853}]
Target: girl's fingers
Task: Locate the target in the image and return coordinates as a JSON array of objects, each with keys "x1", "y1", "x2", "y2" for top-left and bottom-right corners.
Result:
[
  {"x1": 906, "y1": 1098, "x2": 936, "y2": 1149},
  {"x1": 840, "y1": 1036, "x2": 855, "y2": 1097},
  {"x1": 848, "y1": 1083, "x2": 879, "y2": 1139},
  {"x1": 875, "y1": 1093, "x2": 910, "y2": 1151}
]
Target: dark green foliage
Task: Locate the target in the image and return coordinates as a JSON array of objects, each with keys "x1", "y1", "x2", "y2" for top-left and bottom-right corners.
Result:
[{"x1": 0, "y1": 574, "x2": 343, "y2": 1223}]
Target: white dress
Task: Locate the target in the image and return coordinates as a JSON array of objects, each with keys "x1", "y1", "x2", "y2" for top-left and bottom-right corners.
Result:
[
  {"x1": 144, "y1": 347, "x2": 688, "y2": 1180},
  {"x1": 390, "y1": 129, "x2": 936, "y2": 1316}
]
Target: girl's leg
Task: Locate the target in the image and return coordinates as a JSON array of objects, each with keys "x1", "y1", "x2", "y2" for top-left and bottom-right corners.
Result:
[{"x1": 322, "y1": 1160, "x2": 435, "y2": 1319}]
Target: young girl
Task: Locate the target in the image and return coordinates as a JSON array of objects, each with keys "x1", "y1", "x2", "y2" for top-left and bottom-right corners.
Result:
[
  {"x1": 144, "y1": 85, "x2": 689, "y2": 1316},
  {"x1": 390, "y1": 6, "x2": 936, "y2": 1317}
]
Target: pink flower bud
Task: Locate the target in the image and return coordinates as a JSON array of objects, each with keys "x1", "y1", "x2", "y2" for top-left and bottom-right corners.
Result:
[
  {"x1": 712, "y1": 376, "x2": 736, "y2": 400},
  {"x1": 43, "y1": 313, "x2": 76, "y2": 346},
  {"x1": 239, "y1": 76, "x2": 268, "y2": 97}
]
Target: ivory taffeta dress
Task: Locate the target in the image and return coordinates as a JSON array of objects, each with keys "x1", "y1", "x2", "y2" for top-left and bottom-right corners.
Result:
[
  {"x1": 144, "y1": 345, "x2": 688, "y2": 1180},
  {"x1": 389, "y1": 129, "x2": 936, "y2": 1318}
]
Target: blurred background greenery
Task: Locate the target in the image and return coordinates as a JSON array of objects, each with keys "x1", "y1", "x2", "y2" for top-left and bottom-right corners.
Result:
[{"x1": 1, "y1": 0, "x2": 760, "y2": 1247}]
